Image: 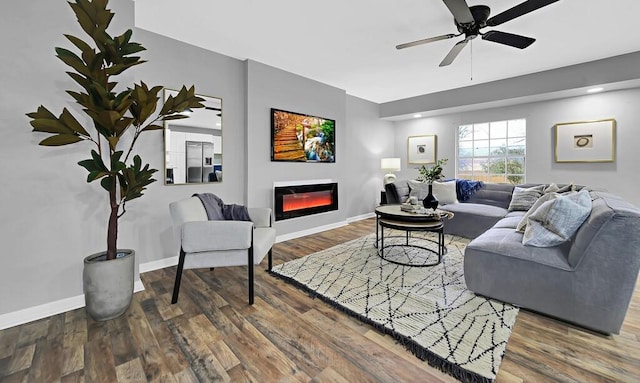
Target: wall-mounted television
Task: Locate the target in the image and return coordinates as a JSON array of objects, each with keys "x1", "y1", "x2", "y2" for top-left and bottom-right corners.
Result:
[{"x1": 271, "y1": 108, "x2": 335, "y2": 163}]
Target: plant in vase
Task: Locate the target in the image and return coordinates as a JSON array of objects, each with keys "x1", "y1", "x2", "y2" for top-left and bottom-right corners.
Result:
[
  {"x1": 417, "y1": 158, "x2": 448, "y2": 210},
  {"x1": 26, "y1": 0, "x2": 205, "y2": 321}
]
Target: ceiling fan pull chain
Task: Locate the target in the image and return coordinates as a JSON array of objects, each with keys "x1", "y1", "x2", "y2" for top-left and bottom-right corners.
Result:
[{"x1": 470, "y1": 39, "x2": 473, "y2": 81}]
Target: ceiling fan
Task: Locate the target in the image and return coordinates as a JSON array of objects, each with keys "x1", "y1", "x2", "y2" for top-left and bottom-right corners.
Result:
[{"x1": 396, "y1": 0, "x2": 560, "y2": 67}]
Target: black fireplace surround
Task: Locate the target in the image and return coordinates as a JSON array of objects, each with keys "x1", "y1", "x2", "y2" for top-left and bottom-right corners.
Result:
[{"x1": 274, "y1": 182, "x2": 338, "y2": 221}]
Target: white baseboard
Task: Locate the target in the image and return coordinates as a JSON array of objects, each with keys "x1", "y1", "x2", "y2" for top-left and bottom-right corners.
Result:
[
  {"x1": 276, "y1": 221, "x2": 348, "y2": 243},
  {"x1": 274, "y1": 211, "x2": 374, "y2": 243},
  {"x1": 139, "y1": 256, "x2": 178, "y2": 273},
  {"x1": 347, "y1": 212, "x2": 375, "y2": 223},
  {"x1": 0, "y1": 279, "x2": 145, "y2": 331}
]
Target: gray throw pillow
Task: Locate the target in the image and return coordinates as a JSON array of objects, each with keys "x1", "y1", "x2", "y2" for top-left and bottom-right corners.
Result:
[
  {"x1": 508, "y1": 185, "x2": 545, "y2": 211},
  {"x1": 408, "y1": 180, "x2": 430, "y2": 200},
  {"x1": 544, "y1": 183, "x2": 574, "y2": 194},
  {"x1": 516, "y1": 192, "x2": 560, "y2": 233},
  {"x1": 522, "y1": 189, "x2": 592, "y2": 247}
]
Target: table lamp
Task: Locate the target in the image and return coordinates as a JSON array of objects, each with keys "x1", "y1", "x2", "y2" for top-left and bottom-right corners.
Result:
[{"x1": 381, "y1": 158, "x2": 401, "y2": 185}]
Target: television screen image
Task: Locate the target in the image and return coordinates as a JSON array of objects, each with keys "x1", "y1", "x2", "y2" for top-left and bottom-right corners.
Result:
[{"x1": 271, "y1": 108, "x2": 335, "y2": 162}]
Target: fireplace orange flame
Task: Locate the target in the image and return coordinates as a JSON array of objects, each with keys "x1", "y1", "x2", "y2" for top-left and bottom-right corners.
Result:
[{"x1": 282, "y1": 191, "x2": 333, "y2": 212}]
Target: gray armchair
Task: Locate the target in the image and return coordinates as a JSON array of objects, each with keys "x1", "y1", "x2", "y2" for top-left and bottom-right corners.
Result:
[{"x1": 169, "y1": 197, "x2": 276, "y2": 304}]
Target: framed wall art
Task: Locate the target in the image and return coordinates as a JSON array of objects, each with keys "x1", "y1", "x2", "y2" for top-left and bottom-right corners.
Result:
[
  {"x1": 407, "y1": 135, "x2": 437, "y2": 164},
  {"x1": 554, "y1": 119, "x2": 616, "y2": 163}
]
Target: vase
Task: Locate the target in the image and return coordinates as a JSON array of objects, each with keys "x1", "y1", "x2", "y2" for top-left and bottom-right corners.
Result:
[
  {"x1": 83, "y1": 249, "x2": 135, "y2": 321},
  {"x1": 422, "y1": 183, "x2": 439, "y2": 210}
]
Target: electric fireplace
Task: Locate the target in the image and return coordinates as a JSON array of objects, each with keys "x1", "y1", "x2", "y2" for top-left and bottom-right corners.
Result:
[{"x1": 274, "y1": 182, "x2": 338, "y2": 221}]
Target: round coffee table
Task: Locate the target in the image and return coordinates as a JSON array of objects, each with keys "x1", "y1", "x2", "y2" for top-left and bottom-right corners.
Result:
[{"x1": 374, "y1": 205, "x2": 453, "y2": 267}]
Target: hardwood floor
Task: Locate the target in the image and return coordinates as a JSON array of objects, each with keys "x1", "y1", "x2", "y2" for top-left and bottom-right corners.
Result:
[{"x1": 1, "y1": 218, "x2": 639, "y2": 382}]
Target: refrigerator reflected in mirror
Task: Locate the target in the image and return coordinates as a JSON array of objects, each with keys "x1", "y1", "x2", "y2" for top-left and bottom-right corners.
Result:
[
  {"x1": 186, "y1": 141, "x2": 215, "y2": 183},
  {"x1": 163, "y1": 89, "x2": 222, "y2": 184}
]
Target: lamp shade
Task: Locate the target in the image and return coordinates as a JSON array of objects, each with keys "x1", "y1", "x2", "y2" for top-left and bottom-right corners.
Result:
[{"x1": 380, "y1": 157, "x2": 401, "y2": 172}]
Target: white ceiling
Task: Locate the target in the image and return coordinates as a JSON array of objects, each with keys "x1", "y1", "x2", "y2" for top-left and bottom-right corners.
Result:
[{"x1": 134, "y1": 0, "x2": 640, "y2": 104}]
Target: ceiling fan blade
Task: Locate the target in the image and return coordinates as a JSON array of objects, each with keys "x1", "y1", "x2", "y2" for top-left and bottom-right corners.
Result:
[
  {"x1": 439, "y1": 38, "x2": 470, "y2": 67},
  {"x1": 396, "y1": 34, "x2": 457, "y2": 50},
  {"x1": 482, "y1": 30, "x2": 535, "y2": 49},
  {"x1": 486, "y1": 0, "x2": 560, "y2": 27},
  {"x1": 442, "y1": 0, "x2": 474, "y2": 24}
]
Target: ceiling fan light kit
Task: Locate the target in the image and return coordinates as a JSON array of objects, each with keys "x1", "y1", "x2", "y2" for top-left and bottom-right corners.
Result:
[{"x1": 397, "y1": 0, "x2": 560, "y2": 67}]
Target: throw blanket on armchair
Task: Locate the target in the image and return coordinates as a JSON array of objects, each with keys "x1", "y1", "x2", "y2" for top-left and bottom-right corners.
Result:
[{"x1": 193, "y1": 193, "x2": 252, "y2": 221}]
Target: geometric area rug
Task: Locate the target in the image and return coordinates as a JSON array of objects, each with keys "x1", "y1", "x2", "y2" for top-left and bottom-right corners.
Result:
[{"x1": 270, "y1": 232, "x2": 519, "y2": 383}]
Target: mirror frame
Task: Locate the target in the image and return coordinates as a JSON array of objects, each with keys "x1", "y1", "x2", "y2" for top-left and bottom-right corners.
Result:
[{"x1": 163, "y1": 89, "x2": 223, "y2": 185}]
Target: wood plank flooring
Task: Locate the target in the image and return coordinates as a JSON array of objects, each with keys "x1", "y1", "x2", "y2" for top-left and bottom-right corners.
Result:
[{"x1": 1, "y1": 218, "x2": 639, "y2": 382}]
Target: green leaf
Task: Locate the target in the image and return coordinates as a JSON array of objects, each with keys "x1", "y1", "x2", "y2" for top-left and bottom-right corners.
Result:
[
  {"x1": 110, "y1": 151, "x2": 126, "y2": 172},
  {"x1": 30, "y1": 119, "x2": 72, "y2": 134},
  {"x1": 60, "y1": 108, "x2": 89, "y2": 136},
  {"x1": 69, "y1": 2, "x2": 95, "y2": 37},
  {"x1": 107, "y1": 136, "x2": 119, "y2": 149},
  {"x1": 26, "y1": 105, "x2": 56, "y2": 120},
  {"x1": 66, "y1": 72, "x2": 90, "y2": 91},
  {"x1": 78, "y1": 158, "x2": 97, "y2": 172},
  {"x1": 56, "y1": 47, "x2": 91, "y2": 77},
  {"x1": 64, "y1": 34, "x2": 92, "y2": 54},
  {"x1": 114, "y1": 117, "x2": 134, "y2": 136},
  {"x1": 86, "y1": 170, "x2": 108, "y2": 182},
  {"x1": 100, "y1": 176, "x2": 115, "y2": 192},
  {"x1": 39, "y1": 134, "x2": 83, "y2": 146},
  {"x1": 90, "y1": 149, "x2": 108, "y2": 171}
]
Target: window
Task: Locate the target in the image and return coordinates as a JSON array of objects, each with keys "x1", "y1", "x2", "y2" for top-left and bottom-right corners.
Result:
[{"x1": 457, "y1": 119, "x2": 526, "y2": 184}]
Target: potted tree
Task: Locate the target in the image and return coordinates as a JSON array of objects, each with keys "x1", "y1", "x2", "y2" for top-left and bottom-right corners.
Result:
[{"x1": 27, "y1": 0, "x2": 204, "y2": 321}]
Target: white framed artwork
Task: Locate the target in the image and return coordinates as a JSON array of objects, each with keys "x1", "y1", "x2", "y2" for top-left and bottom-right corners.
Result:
[
  {"x1": 554, "y1": 119, "x2": 615, "y2": 163},
  {"x1": 407, "y1": 135, "x2": 437, "y2": 165}
]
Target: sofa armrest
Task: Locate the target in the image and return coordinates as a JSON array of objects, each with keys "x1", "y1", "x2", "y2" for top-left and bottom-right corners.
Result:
[
  {"x1": 182, "y1": 220, "x2": 253, "y2": 252},
  {"x1": 248, "y1": 207, "x2": 272, "y2": 228}
]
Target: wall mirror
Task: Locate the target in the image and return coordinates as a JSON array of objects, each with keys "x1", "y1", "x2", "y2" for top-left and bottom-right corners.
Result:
[{"x1": 163, "y1": 89, "x2": 222, "y2": 184}]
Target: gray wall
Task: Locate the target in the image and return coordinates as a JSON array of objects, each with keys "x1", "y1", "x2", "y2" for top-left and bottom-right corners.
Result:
[
  {"x1": 131, "y1": 28, "x2": 247, "y2": 259},
  {"x1": 393, "y1": 88, "x2": 640, "y2": 207},
  {"x1": 345, "y1": 96, "x2": 396, "y2": 212},
  {"x1": 245, "y1": 60, "x2": 348, "y2": 234}
]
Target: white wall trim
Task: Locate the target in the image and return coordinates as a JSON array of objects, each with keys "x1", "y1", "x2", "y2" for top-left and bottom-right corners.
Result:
[
  {"x1": 347, "y1": 212, "x2": 375, "y2": 223},
  {"x1": 0, "y1": 280, "x2": 145, "y2": 331},
  {"x1": 274, "y1": 211, "x2": 374, "y2": 242},
  {"x1": 273, "y1": 178, "x2": 333, "y2": 187},
  {"x1": 275, "y1": 221, "x2": 348, "y2": 243},
  {"x1": 139, "y1": 256, "x2": 178, "y2": 273}
]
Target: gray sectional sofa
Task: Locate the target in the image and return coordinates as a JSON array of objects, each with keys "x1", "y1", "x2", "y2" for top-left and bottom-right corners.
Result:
[{"x1": 384, "y1": 180, "x2": 640, "y2": 334}]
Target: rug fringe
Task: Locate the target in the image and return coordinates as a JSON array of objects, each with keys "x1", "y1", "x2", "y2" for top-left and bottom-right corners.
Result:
[{"x1": 269, "y1": 270, "x2": 494, "y2": 383}]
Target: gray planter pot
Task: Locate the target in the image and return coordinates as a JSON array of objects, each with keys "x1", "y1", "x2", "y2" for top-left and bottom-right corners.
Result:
[{"x1": 83, "y1": 249, "x2": 135, "y2": 321}]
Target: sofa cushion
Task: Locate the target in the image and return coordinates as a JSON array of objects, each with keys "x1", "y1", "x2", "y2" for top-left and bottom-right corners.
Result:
[
  {"x1": 439, "y1": 203, "x2": 508, "y2": 238},
  {"x1": 516, "y1": 192, "x2": 566, "y2": 232},
  {"x1": 408, "y1": 180, "x2": 458, "y2": 205},
  {"x1": 522, "y1": 190, "x2": 592, "y2": 247},
  {"x1": 508, "y1": 185, "x2": 545, "y2": 211},
  {"x1": 468, "y1": 227, "x2": 572, "y2": 270},
  {"x1": 567, "y1": 191, "x2": 637, "y2": 267},
  {"x1": 493, "y1": 216, "x2": 522, "y2": 229},
  {"x1": 465, "y1": 183, "x2": 515, "y2": 209}
]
